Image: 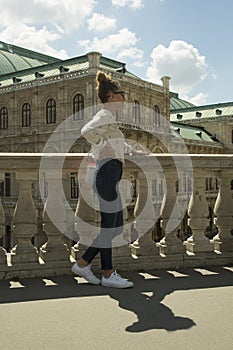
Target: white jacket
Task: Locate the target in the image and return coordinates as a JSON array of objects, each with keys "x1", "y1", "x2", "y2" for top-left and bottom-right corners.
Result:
[{"x1": 81, "y1": 108, "x2": 132, "y2": 162}]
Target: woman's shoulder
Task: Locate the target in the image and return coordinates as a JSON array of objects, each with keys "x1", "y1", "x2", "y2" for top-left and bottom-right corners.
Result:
[
  {"x1": 96, "y1": 108, "x2": 113, "y2": 118},
  {"x1": 94, "y1": 108, "x2": 114, "y2": 124}
]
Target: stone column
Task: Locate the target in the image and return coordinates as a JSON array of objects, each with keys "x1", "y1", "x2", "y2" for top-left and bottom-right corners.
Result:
[
  {"x1": 11, "y1": 173, "x2": 39, "y2": 263},
  {"x1": 0, "y1": 175, "x2": 7, "y2": 265},
  {"x1": 185, "y1": 170, "x2": 213, "y2": 254},
  {"x1": 157, "y1": 169, "x2": 185, "y2": 256},
  {"x1": 40, "y1": 174, "x2": 70, "y2": 262},
  {"x1": 130, "y1": 171, "x2": 157, "y2": 257},
  {"x1": 213, "y1": 171, "x2": 233, "y2": 252}
]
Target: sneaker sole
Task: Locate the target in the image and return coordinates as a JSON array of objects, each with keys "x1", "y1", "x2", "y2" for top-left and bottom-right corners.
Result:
[
  {"x1": 71, "y1": 267, "x2": 100, "y2": 285},
  {"x1": 101, "y1": 282, "x2": 134, "y2": 288}
]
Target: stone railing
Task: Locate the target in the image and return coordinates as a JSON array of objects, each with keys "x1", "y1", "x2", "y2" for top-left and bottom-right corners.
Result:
[{"x1": 0, "y1": 153, "x2": 232, "y2": 279}]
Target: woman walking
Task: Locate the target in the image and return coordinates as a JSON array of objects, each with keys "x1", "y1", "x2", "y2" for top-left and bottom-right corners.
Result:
[{"x1": 72, "y1": 71, "x2": 146, "y2": 288}]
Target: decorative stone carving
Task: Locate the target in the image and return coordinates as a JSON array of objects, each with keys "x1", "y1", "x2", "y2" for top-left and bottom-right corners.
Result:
[
  {"x1": 11, "y1": 174, "x2": 39, "y2": 263},
  {"x1": 157, "y1": 169, "x2": 185, "y2": 256},
  {"x1": 130, "y1": 170, "x2": 157, "y2": 256},
  {"x1": 213, "y1": 171, "x2": 233, "y2": 252},
  {"x1": 185, "y1": 170, "x2": 213, "y2": 254},
  {"x1": 40, "y1": 174, "x2": 70, "y2": 262}
]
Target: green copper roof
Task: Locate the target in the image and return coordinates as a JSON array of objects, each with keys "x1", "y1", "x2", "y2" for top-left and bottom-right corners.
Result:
[
  {"x1": 170, "y1": 92, "x2": 196, "y2": 110},
  {"x1": 171, "y1": 122, "x2": 220, "y2": 143},
  {"x1": 0, "y1": 41, "x2": 60, "y2": 76},
  {"x1": 170, "y1": 101, "x2": 233, "y2": 122}
]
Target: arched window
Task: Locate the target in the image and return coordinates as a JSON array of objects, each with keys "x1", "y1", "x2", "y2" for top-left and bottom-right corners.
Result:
[
  {"x1": 230, "y1": 180, "x2": 233, "y2": 190},
  {"x1": 73, "y1": 93, "x2": 84, "y2": 120},
  {"x1": 46, "y1": 99, "x2": 56, "y2": 124},
  {"x1": 153, "y1": 105, "x2": 160, "y2": 126},
  {"x1": 22, "y1": 103, "x2": 31, "y2": 127},
  {"x1": 133, "y1": 100, "x2": 140, "y2": 124},
  {"x1": 70, "y1": 172, "x2": 79, "y2": 199},
  {"x1": 0, "y1": 107, "x2": 8, "y2": 130}
]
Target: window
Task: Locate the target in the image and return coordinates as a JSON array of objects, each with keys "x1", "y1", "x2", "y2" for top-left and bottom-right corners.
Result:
[
  {"x1": 73, "y1": 94, "x2": 84, "y2": 120},
  {"x1": 0, "y1": 107, "x2": 8, "y2": 130},
  {"x1": 205, "y1": 177, "x2": 218, "y2": 191},
  {"x1": 130, "y1": 178, "x2": 137, "y2": 199},
  {"x1": 133, "y1": 100, "x2": 140, "y2": 124},
  {"x1": 46, "y1": 98, "x2": 56, "y2": 124},
  {"x1": 158, "y1": 179, "x2": 164, "y2": 196},
  {"x1": 153, "y1": 105, "x2": 160, "y2": 126},
  {"x1": 116, "y1": 109, "x2": 122, "y2": 121},
  {"x1": 70, "y1": 172, "x2": 79, "y2": 198},
  {"x1": 152, "y1": 179, "x2": 157, "y2": 196},
  {"x1": 230, "y1": 180, "x2": 233, "y2": 190},
  {"x1": 0, "y1": 173, "x2": 11, "y2": 197},
  {"x1": 22, "y1": 103, "x2": 31, "y2": 127},
  {"x1": 232, "y1": 129, "x2": 233, "y2": 144}
]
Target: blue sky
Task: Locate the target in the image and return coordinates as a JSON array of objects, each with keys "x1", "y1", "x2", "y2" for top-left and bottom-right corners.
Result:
[{"x1": 0, "y1": 0, "x2": 232, "y2": 105}]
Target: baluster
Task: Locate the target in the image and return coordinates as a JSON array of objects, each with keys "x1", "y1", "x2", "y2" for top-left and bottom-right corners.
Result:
[
  {"x1": 71, "y1": 179, "x2": 97, "y2": 259},
  {"x1": 213, "y1": 171, "x2": 233, "y2": 253},
  {"x1": 0, "y1": 175, "x2": 7, "y2": 265},
  {"x1": 130, "y1": 170, "x2": 157, "y2": 257},
  {"x1": 157, "y1": 169, "x2": 186, "y2": 256},
  {"x1": 11, "y1": 174, "x2": 39, "y2": 263},
  {"x1": 40, "y1": 174, "x2": 70, "y2": 262},
  {"x1": 184, "y1": 169, "x2": 213, "y2": 254},
  {"x1": 112, "y1": 176, "x2": 132, "y2": 261}
]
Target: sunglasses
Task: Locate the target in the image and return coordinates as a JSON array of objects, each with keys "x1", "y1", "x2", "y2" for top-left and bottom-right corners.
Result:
[{"x1": 114, "y1": 91, "x2": 125, "y2": 98}]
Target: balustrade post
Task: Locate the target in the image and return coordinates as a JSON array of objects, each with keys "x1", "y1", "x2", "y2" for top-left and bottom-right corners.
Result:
[
  {"x1": 157, "y1": 169, "x2": 186, "y2": 256},
  {"x1": 112, "y1": 175, "x2": 133, "y2": 260},
  {"x1": 11, "y1": 173, "x2": 39, "y2": 263},
  {"x1": 185, "y1": 169, "x2": 213, "y2": 254},
  {"x1": 0, "y1": 175, "x2": 7, "y2": 265},
  {"x1": 71, "y1": 179, "x2": 97, "y2": 259},
  {"x1": 130, "y1": 170, "x2": 157, "y2": 257},
  {"x1": 213, "y1": 171, "x2": 233, "y2": 253},
  {"x1": 40, "y1": 174, "x2": 70, "y2": 262}
]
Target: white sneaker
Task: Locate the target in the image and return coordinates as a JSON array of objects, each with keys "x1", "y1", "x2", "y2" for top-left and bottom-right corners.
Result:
[
  {"x1": 102, "y1": 271, "x2": 134, "y2": 288},
  {"x1": 71, "y1": 263, "x2": 100, "y2": 285}
]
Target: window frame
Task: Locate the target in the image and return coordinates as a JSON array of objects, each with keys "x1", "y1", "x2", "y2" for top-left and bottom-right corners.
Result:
[
  {"x1": 46, "y1": 98, "x2": 56, "y2": 124},
  {"x1": 70, "y1": 172, "x2": 79, "y2": 199},
  {"x1": 22, "y1": 103, "x2": 31, "y2": 127},
  {"x1": 0, "y1": 107, "x2": 8, "y2": 130},
  {"x1": 133, "y1": 100, "x2": 141, "y2": 124},
  {"x1": 153, "y1": 105, "x2": 160, "y2": 126},
  {"x1": 73, "y1": 93, "x2": 84, "y2": 120}
]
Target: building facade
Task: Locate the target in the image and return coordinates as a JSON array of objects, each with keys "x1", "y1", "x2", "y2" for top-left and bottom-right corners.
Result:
[{"x1": 0, "y1": 41, "x2": 231, "y2": 251}]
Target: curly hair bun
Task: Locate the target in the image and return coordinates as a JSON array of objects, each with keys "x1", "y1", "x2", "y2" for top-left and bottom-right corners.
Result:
[{"x1": 97, "y1": 71, "x2": 109, "y2": 83}]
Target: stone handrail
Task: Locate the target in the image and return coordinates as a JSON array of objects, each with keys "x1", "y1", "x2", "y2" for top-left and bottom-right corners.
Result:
[{"x1": 0, "y1": 153, "x2": 232, "y2": 279}]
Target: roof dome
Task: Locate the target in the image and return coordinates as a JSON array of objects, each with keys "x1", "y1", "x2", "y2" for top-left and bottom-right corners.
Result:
[
  {"x1": 170, "y1": 92, "x2": 196, "y2": 110},
  {"x1": 0, "y1": 41, "x2": 60, "y2": 77}
]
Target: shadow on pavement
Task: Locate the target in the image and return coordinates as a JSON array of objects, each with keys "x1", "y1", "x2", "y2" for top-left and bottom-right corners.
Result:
[{"x1": 0, "y1": 265, "x2": 232, "y2": 333}]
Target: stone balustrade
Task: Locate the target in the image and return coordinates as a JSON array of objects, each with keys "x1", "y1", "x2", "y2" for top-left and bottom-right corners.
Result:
[{"x1": 0, "y1": 153, "x2": 232, "y2": 279}]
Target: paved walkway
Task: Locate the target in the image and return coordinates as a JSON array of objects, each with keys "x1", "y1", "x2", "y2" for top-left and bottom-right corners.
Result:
[{"x1": 0, "y1": 266, "x2": 233, "y2": 350}]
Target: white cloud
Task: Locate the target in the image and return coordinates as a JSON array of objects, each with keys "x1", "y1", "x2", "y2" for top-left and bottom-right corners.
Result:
[
  {"x1": 87, "y1": 13, "x2": 116, "y2": 32},
  {"x1": 146, "y1": 40, "x2": 208, "y2": 96},
  {"x1": 0, "y1": 23, "x2": 68, "y2": 59},
  {"x1": 0, "y1": 0, "x2": 96, "y2": 30},
  {"x1": 78, "y1": 27, "x2": 139, "y2": 54},
  {"x1": 184, "y1": 92, "x2": 208, "y2": 106},
  {"x1": 117, "y1": 47, "x2": 143, "y2": 60},
  {"x1": 111, "y1": 0, "x2": 144, "y2": 10}
]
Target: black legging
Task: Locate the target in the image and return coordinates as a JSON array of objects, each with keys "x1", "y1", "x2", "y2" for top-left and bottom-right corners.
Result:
[{"x1": 82, "y1": 158, "x2": 123, "y2": 270}]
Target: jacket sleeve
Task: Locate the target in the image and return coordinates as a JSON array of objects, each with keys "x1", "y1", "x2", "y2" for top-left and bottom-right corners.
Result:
[{"x1": 81, "y1": 123, "x2": 103, "y2": 146}]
